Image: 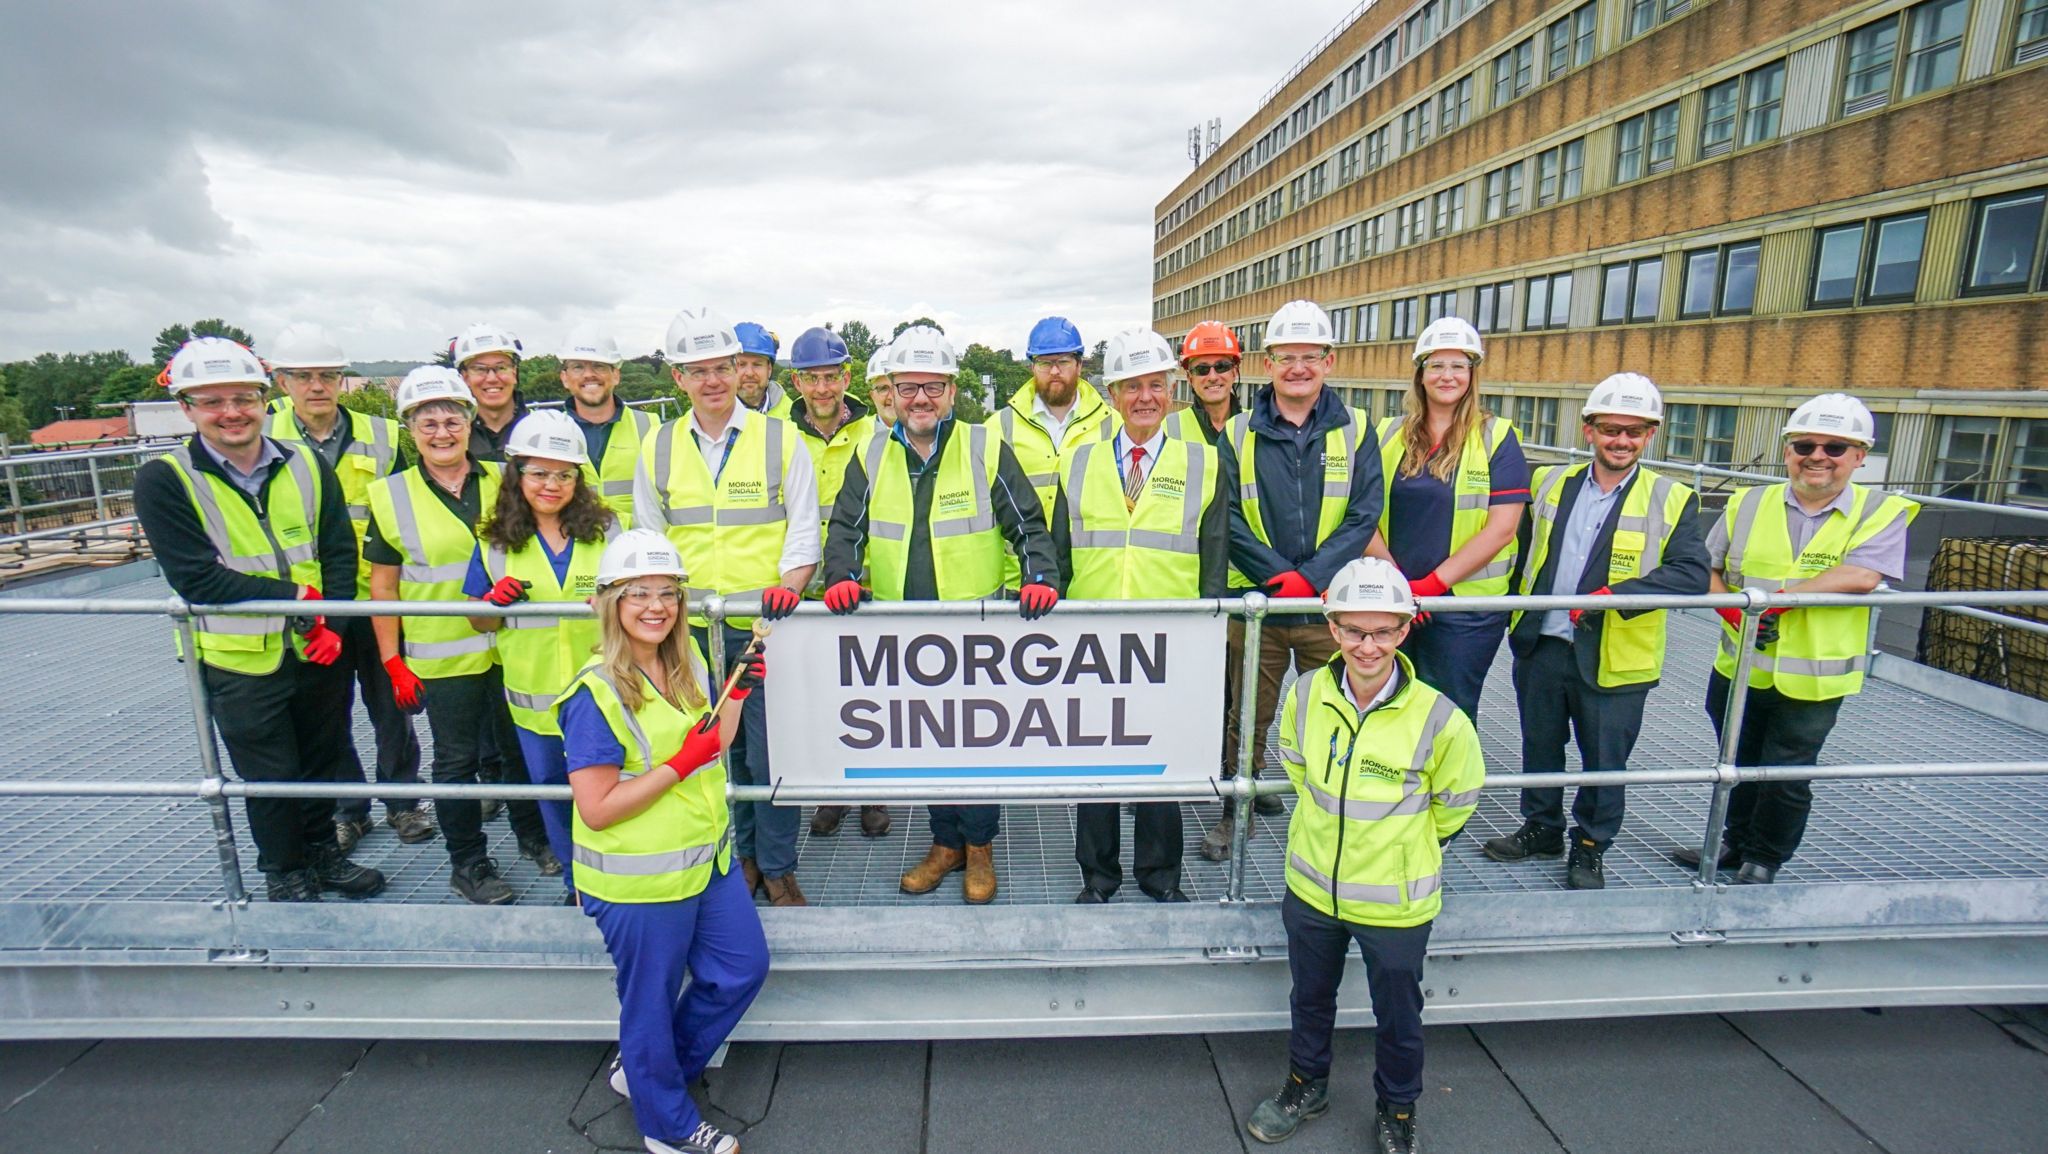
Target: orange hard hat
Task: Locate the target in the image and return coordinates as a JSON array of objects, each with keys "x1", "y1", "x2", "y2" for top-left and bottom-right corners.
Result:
[{"x1": 1180, "y1": 321, "x2": 1241, "y2": 363}]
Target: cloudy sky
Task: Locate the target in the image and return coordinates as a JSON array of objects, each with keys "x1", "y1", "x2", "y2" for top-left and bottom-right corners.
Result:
[{"x1": 0, "y1": 1, "x2": 1359, "y2": 363}]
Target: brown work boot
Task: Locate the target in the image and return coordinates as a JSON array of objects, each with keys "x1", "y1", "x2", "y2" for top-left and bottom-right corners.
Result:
[
  {"x1": 963, "y1": 843, "x2": 997, "y2": 905},
  {"x1": 900, "y1": 843, "x2": 964, "y2": 894},
  {"x1": 860, "y1": 805, "x2": 892, "y2": 837},
  {"x1": 740, "y1": 856, "x2": 763, "y2": 897},
  {"x1": 809, "y1": 805, "x2": 848, "y2": 837},
  {"x1": 1199, "y1": 803, "x2": 1254, "y2": 863},
  {"x1": 760, "y1": 872, "x2": 809, "y2": 907}
]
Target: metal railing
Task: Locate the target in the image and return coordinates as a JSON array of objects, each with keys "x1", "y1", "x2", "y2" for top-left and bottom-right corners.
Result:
[
  {"x1": 0, "y1": 442, "x2": 158, "y2": 536},
  {"x1": 5, "y1": 587, "x2": 2048, "y2": 906}
]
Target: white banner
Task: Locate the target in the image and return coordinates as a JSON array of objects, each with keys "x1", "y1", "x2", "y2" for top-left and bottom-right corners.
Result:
[{"x1": 763, "y1": 612, "x2": 1227, "y2": 799}]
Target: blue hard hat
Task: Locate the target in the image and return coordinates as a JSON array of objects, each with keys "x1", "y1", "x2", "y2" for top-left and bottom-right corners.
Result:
[
  {"x1": 733, "y1": 322, "x2": 779, "y2": 359},
  {"x1": 789, "y1": 327, "x2": 850, "y2": 370},
  {"x1": 1025, "y1": 316, "x2": 1084, "y2": 358}
]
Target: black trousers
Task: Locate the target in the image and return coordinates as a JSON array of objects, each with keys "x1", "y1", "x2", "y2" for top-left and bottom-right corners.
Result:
[
  {"x1": 1074, "y1": 802, "x2": 1182, "y2": 896},
  {"x1": 1281, "y1": 890, "x2": 1432, "y2": 1106},
  {"x1": 416, "y1": 670, "x2": 505, "y2": 867},
  {"x1": 333, "y1": 615, "x2": 423, "y2": 822},
  {"x1": 1513, "y1": 636, "x2": 1650, "y2": 847},
  {"x1": 202, "y1": 653, "x2": 352, "y2": 874},
  {"x1": 1705, "y1": 671, "x2": 1844, "y2": 867}
]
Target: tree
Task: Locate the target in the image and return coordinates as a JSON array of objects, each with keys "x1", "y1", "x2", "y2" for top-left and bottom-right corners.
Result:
[
  {"x1": 958, "y1": 342, "x2": 1031, "y2": 411},
  {"x1": 1084, "y1": 339, "x2": 1108, "y2": 379},
  {"x1": 0, "y1": 367, "x2": 29, "y2": 443},
  {"x1": 892, "y1": 317, "x2": 944, "y2": 339},
  {"x1": 5, "y1": 350, "x2": 136, "y2": 427},
  {"x1": 95, "y1": 363, "x2": 164, "y2": 406},
  {"x1": 516, "y1": 355, "x2": 567, "y2": 406},
  {"x1": 615, "y1": 361, "x2": 669, "y2": 402},
  {"x1": 832, "y1": 320, "x2": 880, "y2": 366},
  {"x1": 339, "y1": 381, "x2": 398, "y2": 421},
  {"x1": 153, "y1": 319, "x2": 255, "y2": 366}
]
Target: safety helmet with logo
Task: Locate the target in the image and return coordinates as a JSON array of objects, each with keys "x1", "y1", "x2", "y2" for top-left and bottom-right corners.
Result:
[
  {"x1": 882, "y1": 325, "x2": 959, "y2": 377},
  {"x1": 1582, "y1": 372, "x2": 1664, "y2": 424},
  {"x1": 452, "y1": 323, "x2": 521, "y2": 368},
  {"x1": 162, "y1": 337, "x2": 268, "y2": 394},
  {"x1": 1412, "y1": 317, "x2": 1484, "y2": 365},
  {"x1": 733, "y1": 322, "x2": 779, "y2": 361},
  {"x1": 1026, "y1": 316, "x2": 1084, "y2": 359},
  {"x1": 865, "y1": 344, "x2": 893, "y2": 383},
  {"x1": 1322, "y1": 556, "x2": 1418, "y2": 620},
  {"x1": 1782, "y1": 392, "x2": 1877, "y2": 446},
  {"x1": 266, "y1": 324, "x2": 347, "y2": 370},
  {"x1": 1101, "y1": 329, "x2": 1179, "y2": 385},
  {"x1": 662, "y1": 307, "x2": 743, "y2": 366},
  {"x1": 502, "y1": 410, "x2": 590, "y2": 466},
  {"x1": 396, "y1": 366, "x2": 476, "y2": 418},
  {"x1": 1266, "y1": 300, "x2": 1335, "y2": 348},
  {"x1": 558, "y1": 323, "x2": 623, "y2": 365},
  {"x1": 596, "y1": 527, "x2": 690, "y2": 588},
  {"x1": 790, "y1": 327, "x2": 850, "y2": 370},
  {"x1": 1179, "y1": 320, "x2": 1242, "y2": 364}
]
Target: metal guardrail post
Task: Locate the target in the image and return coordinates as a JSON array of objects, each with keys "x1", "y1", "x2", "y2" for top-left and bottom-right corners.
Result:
[
  {"x1": 5, "y1": 457, "x2": 23, "y2": 535},
  {"x1": 1226, "y1": 592, "x2": 1269, "y2": 902},
  {"x1": 88, "y1": 454, "x2": 106, "y2": 522},
  {"x1": 173, "y1": 603, "x2": 249, "y2": 905},
  {"x1": 1698, "y1": 591, "x2": 1763, "y2": 886}
]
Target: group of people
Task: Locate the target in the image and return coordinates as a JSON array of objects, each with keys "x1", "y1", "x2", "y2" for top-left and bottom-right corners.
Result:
[{"x1": 134, "y1": 300, "x2": 1913, "y2": 1154}]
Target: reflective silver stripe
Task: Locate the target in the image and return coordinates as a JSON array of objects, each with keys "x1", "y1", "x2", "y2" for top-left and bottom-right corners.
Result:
[
  {"x1": 1453, "y1": 492, "x2": 1491, "y2": 511},
  {"x1": 869, "y1": 520, "x2": 908, "y2": 541},
  {"x1": 1062, "y1": 443, "x2": 1094, "y2": 536},
  {"x1": 653, "y1": 422, "x2": 677, "y2": 516},
  {"x1": 405, "y1": 634, "x2": 492, "y2": 659},
  {"x1": 602, "y1": 479, "x2": 635, "y2": 496},
  {"x1": 929, "y1": 424, "x2": 997, "y2": 539},
  {"x1": 760, "y1": 415, "x2": 785, "y2": 514},
  {"x1": 571, "y1": 842, "x2": 720, "y2": 876},
  {"x1": 1025, "y1": 472, "x2": 1057, "y2": 488},
  {"x1": 1433, "y1": 787, "x2": 1481, "y2": 808},
  {"x1": 343, "y1": 413, "x2": 398, "y2": 474},
  {"x1": 346, "y1": 502, "x2": 371, "y2": 520},
  {"x1": 1468, "y1": 557, "x2": 1513, "y2": 581},
  {"x1": 198, "y1": 614, "x2": 276, "y2": 636},
  {"x1": 1407, "y1": 871, "x2": 1444, "y2": 901},
  {"x1": 1288, "y1": 852, "x2": 1406, "y2": 905},
  {"x1": 665, "y1": 505, "x2": 714, "y2": 526},
  {"x1": 715, "y1": 505, "x2": 787, "y2": 526},
  {"x1": 1722, "y1": 487, "x2": 1763, "y2": 581},
  {"x1": 504, "y1": 615, "x2": 569, "y2": 630},
  {"x1": 1301, "y1": 779, "x2": 1432, "y2": 821},
  {"x1": 1322, "y1": 414, "x2": 1360, "y2": 500},
  {"x1": 1775, "y1": 654, "x2": 1868, "y2": 678},
  {"x1": 1278, "y1": 745, "x2": 1306, "y2": 766},
  {"x1": 386, "y1": 476, "x2": 473, "y2": 584},
  {"x1": 1530, "y1": 465, "x2": 1570, "y2": 523},
  {"x1": 1644, "y1": 474, "x2": 1674, "y2": 551},
  {"x1": 171, "y1": 446, "x2": 270, "y2": 575},
  {"x1": 505, "y1": 687, "x2": 556, "y2": 711},
  {"x1": 1291, "y1": 675, "x2": 1314, "y2": 758},
  {"x1": 999, "y1": 409, "x2": 1015, "y2": 441},
  {"x1": 402, "y1": 559, "x2": 471, "y2": 584},
  {"x1": 591, "y1": 668, "x2": 655, "y2": 771},
  {"x1": 276, "y1": 450, "x2": 321, "y2": 567},
  {"x1": 1410, "y1": 694, "x2": 1459, "y2": 777}
]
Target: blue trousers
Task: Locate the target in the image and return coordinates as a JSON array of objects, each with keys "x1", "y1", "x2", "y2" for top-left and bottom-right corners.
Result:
[
  {"x1": 695, "y1": 623, "x2": 799, "y2": 878},
  {"x1": 585, "y1": 864, "x2": 770, "y2": 1144},
  {"x1": 1401, "y1": 609, "x2": 1507, "y2": 722},
  {"x1": 1281, "y1": 889, "x2": 1432, "y2": 1106},
  {"x1": 514, "y1": 726, "x2": 575, "y2": 891},
  {"x1": 930, "y1": 804, "x2": 1000, "y2": 849}
]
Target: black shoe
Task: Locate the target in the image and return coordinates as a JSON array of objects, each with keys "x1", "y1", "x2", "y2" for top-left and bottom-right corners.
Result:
[
  {"x1": 1253, "y1": 791, "x2": 1285, "y2": 816},
  {"x1": 1144, "y1": 886, "x2": 1191, "y2": 903},
  {"x1": 387, "y1": 808, "x2": 437, "y2": 844},
  {"x1": 1566, "y1": 837, "x2": 1606, "y2": 890},
  {"x1": 1481, "y1": 820, "x2": 1564, "y2": 862},
  {"x1": 1374, "y1": 1099, "x2": 1418, "y2": 1154},
  {"x1": 1736, "y1": 861, "x2": 1778, "y2": 884},
  {"x1": 333, "y1": 816, "x2": 373, "y2": 855},
  {"x1": 311, "y1": 843, "x2": 387, "y2": 899},
  {"x1": 1074, "y1": 887, "x2": 1112, "y2": 904},
  {"x1": 265, "y1": 868, "x2": 323, "y2": 902},
  {"x1": 1246, "y1": 1071, "x2": 1329, "y2": 1143},
  {"x1": 450, "y1": 857, "x2": 516, "y2": 905},
  {"x1": 1670, "y1": 842, "x2": 1742, "y2": 871},
  {"x1": 519, "y1": 835, "x2": 562, "y2": 876},
  {"x1": 809, "y1": 804, "x2": 848, "y2": 837}
]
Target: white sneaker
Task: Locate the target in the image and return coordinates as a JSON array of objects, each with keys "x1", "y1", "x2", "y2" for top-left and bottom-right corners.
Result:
[
  {"x1": 646, "y1": 1122, "x2": 737, "y2": 1154},
  {"x1": 609, "y1": 1055, "x2": 630, "y2": 1098}
]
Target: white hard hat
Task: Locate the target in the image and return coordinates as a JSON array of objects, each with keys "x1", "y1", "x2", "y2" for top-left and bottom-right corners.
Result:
[
  {"x1": 865, "y1": 344, "x2": 893, "y2": 383},
  {"x1": 1266, "y1": 300, "x2": 1334, "y2": 348},
  {"x1": 1101, "y1": 329, "x2": 1179, "y2": 384},
  {"x1": 266, "y1": 323, "x2": 347, "y2": 370},
  {"x1": 1783, "y1": 392, "x2": 1877, "y2": 446},
  {"x1": 396, "y1": 366, "x2": 475, "y2": 417},
  {"x1": 1413, "y1": 317, "x2": 1484, "y2": 364},
  {"x1": 503, "y1": 410, "x2": 590, "y2": 466},
  {"x1": 453, "y1": 323, "x2": 521, "y2": 367},
  {"x1": 1582, "y1": 372, "x2": 1664, "y2": 423},
  {"x1": 164, "y1": 337, "x2": 268, "y2": 394},
  {"x1": 596, "y1": 527, "x2": 689, "y2": 588},
  {"x1": 882, "y1": 325, "x2": 959, "y2": 377},
  {"x1": 558, "y1": 323, "x2": 623, "y2": 365},
  {"x1": 1322, "y1": 557, "x2": 1418, "y2": 619},
  {"x1": 663, "y1": 307, "x2": 743, "y2": 366}
]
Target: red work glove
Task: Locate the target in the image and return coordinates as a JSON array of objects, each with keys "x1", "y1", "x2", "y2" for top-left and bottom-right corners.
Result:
[
  {"x1": 727, "y1": 651, "x2": 766, "y2": 701},
  {"x1": 758, "y1": 586, "x2": 801, "y2": 621},
  {"x1": 1263, "y1": 571, "x2": 1318, "y2": 600},
  {"x1": 1716, "y1": 606, "x2": 1786, "y2": 627},
  {"x1": 1407, "y1": 572, "x2": 1450, "y2": 600},
  {"x1": 1018, "y1": 583, "x2": 1060, "y2": 620},
  {"x1": 823, "y1": 580, "x2": 868, "y2": 615},
  {"x1": 482, "y1": 576, "x2": 531, "y2": 607},
  {"x1": 663, "y1": 720, "x2": 725, "y2": 782},
  {"x1": 1569, "y1": 586, "x2": 1613, "y2": 627},
  {"x1": 383, "y1": 655, "x2": 425, "y2": 713},
  {"x1": 299, "y1": 622, "x2": 342, "y2": 665}
]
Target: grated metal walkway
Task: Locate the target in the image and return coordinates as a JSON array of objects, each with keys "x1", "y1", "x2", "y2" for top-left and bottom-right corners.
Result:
[{"x1": 4, "y1": 569, "x2": 2047, "y2": 908}]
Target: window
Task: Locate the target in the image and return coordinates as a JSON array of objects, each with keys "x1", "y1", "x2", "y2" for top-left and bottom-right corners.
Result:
[
  {"x1": 1964, "y1": 188, "x2": 2047, "y2": 294},
  {"x1": 1615, "y1": 102, "x2": 1678, "y2": 181},
  {"x1": 1866, "y1": 213, "x2": 1928, "y2": 302},
  {"x1": 2010, "y1": 419, "x2": 2048, "y2": 506},
  {"x1": 1702, "y1": 79, "x2": 1738, "y2": 156},
  {"x1": 1544, "y1": 4, "x2": 1599, "y2": 77},
  {"x1": 1933, "y1": 415, "x2": 2003, "y2": 501},
  {"x1": 2019, "y1": 0, "x2": 2048, "y2": 65},
  {"x1": 1524, "y1": 271, "x2": 1573, "y2": 330},
  {"x1": 1679, "y1": 241, "x2": 1762, "y2": 318},
  {"x1": 1402, "y1": 101, "x2": 1435, "y2": 151},
  {"x1": 1615, "y1": 115, "x2": 1645, "y2": 183},
  {"x1": 1332, "y1": 224, "x2": 1359, "y2": 266},
  {"x1": 1903, "y1": 0, "x2": 1969, "y2": 97},
  {"x1": 1338, "y1": 142, "x2": 1362, "y2": 184},
  {"x1": 1392, "y1": 298, "x2": 1420, "y2": 340},
  {"x1": 1475, "y1": 280, "x2": 1516, "y2": 333},
  {"x1": 1331, "y1": 306, "x2": 1354, "y2": 344},
  {"x1": 1492, "y1": 38, "x2": 1534, "y2": 106},
  {"x1": 1572, "y1": 4, "x2": 1597, "y2": 69},
  {"x1": 1364, "y1": 213, "x2": 1387, "y2": 256},
  {"x1": 1365, "y1": 126, "x2": 1391, "y2": 170},
  {"x1": 1601, "y1": 257, "x2": 1663, "y2": 323},
  {"x1": 1397, "y1": 199, "x2": 1425, "y2": 247},
  {"x1": 1432, "y1": 186, "x2": 1466, "y2": 236},
  {"x1": 1533, "y1": 139, "x2": 1583, "y2": 206},
  {"x1": 1742, "y1": 61, "x2": 1786, "y2": 146},
  {"x1": 1664, "y1": 404, "x2": 1737, "y2": 464},
  {"x1": 1646, "y1": 103, "x2": 1679, "y2": 174},
  {"x1": 1306, "y1": 237, "x2": 1325, "y2": 275},
  {"x1": 1512, "y1": 396, "x2": 1560, "y2": 446},
  {"x1": 1437, "y1": 76, "x2": 1473, "y2": 133},
  {"x1": 1485, "y1": 161, "x2": 1525, "y2": 221},
  {"x1": 1843, "y1": 16, "x2": 1901, "y2": 113},
  {"x1": 1812, "y1": 223, "x2": 1865, "y2": 306},
  {"x1": 1362, "y1": 302, "x2": 1384, "y2": 341}
]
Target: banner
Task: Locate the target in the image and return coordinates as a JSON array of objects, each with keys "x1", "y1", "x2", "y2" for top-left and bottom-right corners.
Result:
[{"x1": 763, "y1": 612, "x2": 1226, "y2": 799}]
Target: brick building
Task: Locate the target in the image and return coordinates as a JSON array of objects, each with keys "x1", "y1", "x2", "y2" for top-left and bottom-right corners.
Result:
[{"x1": 1152, "y1": 0, "x2": 2048, "y2": 502}]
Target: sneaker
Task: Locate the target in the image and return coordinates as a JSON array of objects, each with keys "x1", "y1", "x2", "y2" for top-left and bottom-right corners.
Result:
[
  {"x1": 334, "y1": 816, "x2": 373, "y2": 855},
  {"x1": 1566, "y1": 837, "x2": 1606, "y2": 890},
  {"x1": 1246, "y1": 1071, "x2": 1329, "y2": 1143},
  {"x1": 519, "y1": 835, "x2": 563, "y2": 876},
  {"x1": 607, "y1": 1055, "x2": 629, "y2": 1098},
  {"x1": 265, "y1": 868, "x2": 323, "y2": 902},
  {"x1": 1374, "y1": 1099, "x2": 1418, "y2": 1154},
  {"x1": 450, "y1": 858, "x2": 516, "y2": 905},
  {"x1": 1481, "y1": 820, "x2": 1564, "y2": 863},
  {"x1": 311, "y1": 844, "x2": 387, "y2": 899},
  {"x1": 386, "y1": 808, "x2": 438, "y2": 844},
  {"x1": 646, "y1": 1121, "x2": 737, "y2": 1154}
]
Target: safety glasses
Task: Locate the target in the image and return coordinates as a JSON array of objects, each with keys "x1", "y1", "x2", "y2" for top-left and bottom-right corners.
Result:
[
  {"x1": 1788, "y1": 440, "x2": 1854, "y2": 459},
  {"x1": 1186, "y1": 360, "x2": 1237, "y2": 377}
]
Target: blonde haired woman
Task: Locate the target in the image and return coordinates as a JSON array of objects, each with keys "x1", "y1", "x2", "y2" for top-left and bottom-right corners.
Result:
[{"x1": 557, "y1": 528, "x2": 767, "y2": 1154}]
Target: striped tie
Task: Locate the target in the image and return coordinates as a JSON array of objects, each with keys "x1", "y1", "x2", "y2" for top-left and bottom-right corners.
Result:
[{"x1": 1124, "y1": 445, "x2": 1147, "y2": 511}]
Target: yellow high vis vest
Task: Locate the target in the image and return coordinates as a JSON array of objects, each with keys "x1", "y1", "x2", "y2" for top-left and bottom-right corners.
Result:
[
  {"x1": 364, "y1": 463, "x2": 502, "y2": 679},
  {"x1": 1514, "y1": 463, "x2": 1694, "y2": 688},
  {"x1": 639, "y1": 413, "x2": 800, "y2": 627},
  {"x1": 989, "y1": 380, "x2": 1119, "y2": 590},
  {"x1": 162, "y1": 443, "x2": 326, "y2": 675},
  {"x1": 1375, "y1": 414, "x2": 1519, "y2": 596},
  {"x1": 1278, "y1": 651, "x2": 1485, "y2": 927},
  {"x1": 1061, "y1": 436, "x2": 1216, "y2": 600},
  {"x1": 1227, "y1": 405, "x2": 1370, "y2": 590},
  {"x1": 862, "y1": 425, "x2": 1004, "y2": 600},
  {"x1": 483, "y1": 529, "x2": 612, "y2": 734},
  {"x1": 584, "y1": 406, "x2": 655, "y2": 531},
  {"x1": 1713, "y1": 483, "x2": 1917, "y2": 700},
  {"x1": 559, "y1": 656, "x2": 731, "y2": 903},
  {"x1": 267, "y1": 404, "x2": 399, "y2": 597}
]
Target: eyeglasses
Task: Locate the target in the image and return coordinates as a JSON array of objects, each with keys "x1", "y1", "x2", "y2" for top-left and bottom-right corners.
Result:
[
  {"x1": 1032, "y1": 355, "x2": 1079, "y2": 370},
  {"x1": 1334, "y1": 623, "x2": 1405, "y2": 647},
  {"x1": 279, "y1": 370, "x2": 345, "y2": 388},
  {"x1": 1267, "y1": 353, "x2": 1327, "y2": 370},
  {"x1": 794, "y1": 369, "x2": 846, "y2": 388},
  {"x1": 1422, "y1": 359, "x2": 1474, "y2": 375},
  {"x1": 893, "y1": 379, "x2": 952, "y2": 398},
  {"x1": 676, "y1": 361, "x2": 735, "y2": 384},
  {"x1": 409, "y1": 418, "x2": 471, "y2": 436},
  {"x1": 183, "y1": 392, "x2": 266, "y2": 413},
  {"x1": 561, "y1": 360, "x2": 614, "y2": 376},
  {"x1": 1592, "y1": 422, "x2": 1655, "y2": 439},
  {"x1": 1187, "y1": 360, "x2": 1237, "y2": 378},
  {"x1": 620, "y1": 587, "x2": 681, "y2": 606},
  {"x1": 1788, "y1": 440, "x2": 1854, "y2": 459},
  {"x1": 463, "y1": 361, "x2": 516, "y2": 379},
  {"x1": 518, "y1": 466, "x2": 580, "y2": 486}
]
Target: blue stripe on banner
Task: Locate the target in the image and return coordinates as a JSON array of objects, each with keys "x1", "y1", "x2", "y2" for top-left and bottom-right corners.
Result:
[{"x1": 843, "y1": 765, "x2": 1169, "y2": 779}]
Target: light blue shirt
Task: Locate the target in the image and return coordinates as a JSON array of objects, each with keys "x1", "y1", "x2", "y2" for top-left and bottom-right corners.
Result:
[
  {"x1": 1541, "y1": 467, "x2": 1636, "y2": 641},
  {"x1": 197, "y1": 436, "x2": 287, "y2": 500}
]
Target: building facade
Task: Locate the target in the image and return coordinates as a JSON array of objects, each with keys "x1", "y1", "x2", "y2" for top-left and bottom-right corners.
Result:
[{"x1": 1153, "y1": 0, "x2": 2048, "y2": 502}]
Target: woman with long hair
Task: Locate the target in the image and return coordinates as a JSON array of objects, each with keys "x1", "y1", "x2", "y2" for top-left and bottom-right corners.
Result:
[
  {"x1": 1368, "y1": 318, "x2": 1529, "y2": 721},
  {"x1": 559, "y1": 528, "x2": 767, "y2": 1154},
  {"x1": 464, "y1": 409, "x2": 617, "y2": 887}
]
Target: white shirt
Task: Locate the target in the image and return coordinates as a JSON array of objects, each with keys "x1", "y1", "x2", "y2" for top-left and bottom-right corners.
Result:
[
  {"x1": 1337, "y1": 662, "x2": 1402, "y2": 715},
  {"x1": 1116, "y1": 428, "x2": 1168, "y2": 488},
  {"x1": 629, "y1": 403, "x2": 821, "y2": 576},
  {"x1": 1033, "y1": 393, "x2": 1075, "y2": 446}
]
